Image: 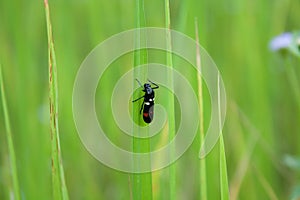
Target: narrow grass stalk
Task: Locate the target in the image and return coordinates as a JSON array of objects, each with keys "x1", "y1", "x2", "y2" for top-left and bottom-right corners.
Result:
[
  {"x1": 219, "y1": 135, "x2": 229, "y2": 200},
  {"x1": 253, "y1": 166, "x2": 278, "y2": 200},
  {"x1": 218, "y1": 75, "x2": 229, "y2": 200},
  {"x1": 164, "y1": 0, "x2": 176, "y2": 199},
  {"x1": 285, "y1": 56, "x2": 300, "y2": 113},
  {"x1": 0, "y1": 65, "x2": 20, "y2": 200},
  {"x1": 132, "y1": 0, "x2": 152, "y2": 199},
  {"x1": 44, "y1": 1, "x2": 69, "y2": 199},
  {"x1": 229, "y1": 130, "x2": 259, "y2": 200},
  {"x1": 194, "y1": 18, "x2": 208, "y2": 200}
]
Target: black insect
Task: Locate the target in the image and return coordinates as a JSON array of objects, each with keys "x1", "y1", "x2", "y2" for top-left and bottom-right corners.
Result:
[{"x1": 132, "y1": 79, "x2": 159, "y2": 123}]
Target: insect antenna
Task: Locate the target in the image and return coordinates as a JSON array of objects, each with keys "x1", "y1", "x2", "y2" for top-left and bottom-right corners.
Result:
[
  {"x1": 147, "y1": 79, "x2": 159, "y2": 89},
  {"x1": 135, "y1": 78, "x2": 143, "y2": 89}
]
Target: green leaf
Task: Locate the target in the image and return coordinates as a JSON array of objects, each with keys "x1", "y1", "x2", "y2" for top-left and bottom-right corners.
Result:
[
  {"x1": 131, "y1": 0, "x2": 153, "y2": 199},
  {"x1": 218, "y1": 75, "x2": 229, "y2": 200},
  {"x1": 164, "y1": 0, "x2": 176, "y2": 199},
  {"x1": 44, "y1": 1, "x2": 69, "y2": 199},
  {"x1": 0, "y1": 65, "x2": 20, "y2": 200},
  {"x1": 195, "y1": 18, "x2": 208, "y2": 200}
]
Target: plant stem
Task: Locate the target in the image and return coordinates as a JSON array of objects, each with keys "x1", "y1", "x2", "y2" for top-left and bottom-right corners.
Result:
[
  {"x1": 0, "y1": 65, "x2": 21, "y2": 200},
  {"x1": 218, "y1": 74, "x2": 229, "y2": 200},
  {"x1": 132, "y1": 0, "x2": 152, "y2": 199},
  {"x1": 44, "y1": 1, "x2": 69, "y2": 199},
  {"x1": 164, "y1": 0, "x2": 176, "y2": 199},
  {"x1": 194, "y1": 18, "x2": 208, "y2": 200}
]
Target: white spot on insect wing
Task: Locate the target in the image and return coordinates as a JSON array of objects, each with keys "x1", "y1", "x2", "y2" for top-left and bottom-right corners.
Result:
[
  {"x1": 145, "y1": 102, "x2": 150, "y2": 105},
  {"x1": 149, "y1": 98, "x2": 155, "y2": 102}
]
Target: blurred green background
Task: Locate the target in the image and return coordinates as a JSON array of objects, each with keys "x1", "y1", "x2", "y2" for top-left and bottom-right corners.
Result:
[{"x1": 1, "y1": 0, "x2": 300, "y2": 199}]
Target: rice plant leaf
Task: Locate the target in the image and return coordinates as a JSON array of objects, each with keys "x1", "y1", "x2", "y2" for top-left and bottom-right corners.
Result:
[
  {"x1": 0, "y1": 65, "x2": 21, "y2": 200},
  {"x1": 164, "y1": 0, "x2": 176, "y2": 199},
  {"x1": 218, "y1": 75, "x2": 229, "y2": 200},
  {"x1": 44, "y1": 1, "x2": 69, "y2": 199},
  {"x1": 132, "y1": 0, "x2": 152, "y2": 199},
  {"x1": 195, "y1": 18, "x2": 208, "y2": 200}
]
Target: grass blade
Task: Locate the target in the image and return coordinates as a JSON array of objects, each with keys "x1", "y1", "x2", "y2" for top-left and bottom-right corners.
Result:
[
  {"x1": 220, "y1": 134, "x2": 229, "y2": 200},
  {"x1": 218, "y1": 74, "x2": 229, "y2": 200},
  {"x1": 44, "y1": 1, "x2": 69, "y2": 199},
  {"x1": 194, "y1": 18, "x2": 208, "y2": 200},
  {"x1": 0, "y1": 65, "x2": 20, "y2": 200},
  {"x1": 253, "y1": 166, "x2": 278, "y2": 200},
  {"x1": 164, "y1": 0, "x2": 176, "y2": 199},
  {"x1": 132, "y1": 0, "x2": 152, "y2": 199}
]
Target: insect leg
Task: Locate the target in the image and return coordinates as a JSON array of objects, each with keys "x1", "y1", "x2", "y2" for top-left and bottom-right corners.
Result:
[
  {"x1": 139, "y1": 100, "x2": 144, "y2": 114},
  {"x1": 132, "y1": 95, "x2": 145, "y2": 102},
  {"x1": 148, "y1": 79, "x2": 159, "y2": 89}
]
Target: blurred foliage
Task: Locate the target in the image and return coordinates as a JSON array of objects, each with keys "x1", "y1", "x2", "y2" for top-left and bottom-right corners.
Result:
[{"x1": 0, "y1": 0, "x2": 300, "y2": 199}]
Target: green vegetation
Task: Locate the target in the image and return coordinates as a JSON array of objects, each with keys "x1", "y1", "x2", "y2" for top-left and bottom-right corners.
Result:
[
  {"x1": 0, "y1": 65, "x2": 20, "y2": 200},
  {"x1": 164, "y1": 0, "x2": 177, "y2": 199},
  {"x1": 0, "y1": 0, "x2": 300, "y2": 199},
  {"x1": 44, "y1": 0, "x2": 69, "y2": 199},
  {"x1": 132, "y1": 0, "x2": 152, "y2": 199}
]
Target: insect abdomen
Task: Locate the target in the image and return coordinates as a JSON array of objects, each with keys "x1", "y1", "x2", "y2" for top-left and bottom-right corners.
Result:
[{"x1": 143, "y1": 104, "x2": 154, "y2": 123}]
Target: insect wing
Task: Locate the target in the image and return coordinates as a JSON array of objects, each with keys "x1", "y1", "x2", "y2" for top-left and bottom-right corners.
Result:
[{"x1": 143, "y1": 104, "x2": 154, "y2": 123}]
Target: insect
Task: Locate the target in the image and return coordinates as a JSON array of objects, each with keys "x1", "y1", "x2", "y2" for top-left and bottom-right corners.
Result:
[{"x1": 132, "y1": 79, "x2": 159, "y2": 123}]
